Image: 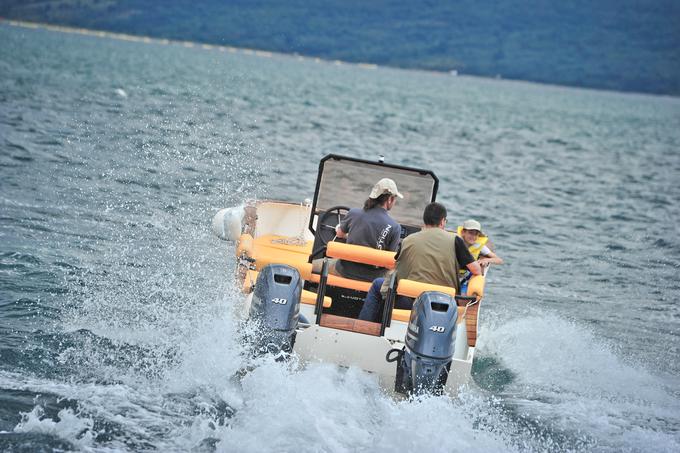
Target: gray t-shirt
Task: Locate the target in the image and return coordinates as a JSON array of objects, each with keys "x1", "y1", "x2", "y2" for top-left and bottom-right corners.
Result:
[{"x1": 335, "y1": 207, "x2": 402, "y2": 281}]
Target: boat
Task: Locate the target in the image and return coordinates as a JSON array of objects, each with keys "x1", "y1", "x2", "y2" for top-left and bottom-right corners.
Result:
[{"x1": 212, "y1": 154, "x2": 487, "y2": 396}]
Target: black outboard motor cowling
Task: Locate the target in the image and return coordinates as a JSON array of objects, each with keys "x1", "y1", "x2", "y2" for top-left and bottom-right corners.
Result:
[
  {"x1": 249, "y1": 264, "x2": 302, "y2": 354},
  {"x1": 396, "y1": 291, "x2": 458, "y2": 395}
]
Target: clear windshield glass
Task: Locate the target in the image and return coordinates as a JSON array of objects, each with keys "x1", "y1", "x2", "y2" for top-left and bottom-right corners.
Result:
[{"x1": 314, "y1": 157, "x2": 437, "y2": 226}]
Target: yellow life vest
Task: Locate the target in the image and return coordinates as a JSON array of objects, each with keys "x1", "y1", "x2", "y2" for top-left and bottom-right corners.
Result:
[{"x1": 456, "y1": 226, "x2": 489, "y2": 275}]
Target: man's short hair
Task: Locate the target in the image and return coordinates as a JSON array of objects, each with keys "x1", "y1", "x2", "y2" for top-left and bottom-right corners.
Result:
[{"x1": 423, "y1": 202, "x2": 447, "y2": 226}]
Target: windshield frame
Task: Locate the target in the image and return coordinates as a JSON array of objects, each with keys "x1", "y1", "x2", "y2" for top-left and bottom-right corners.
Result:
[{"x1": 308, "y1": 154, "x2": 439, "y2": 233}]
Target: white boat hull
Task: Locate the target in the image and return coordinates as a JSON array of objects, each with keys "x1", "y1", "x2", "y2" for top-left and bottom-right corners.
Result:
[{"x1": 243, "y1": 293, "x2": 474, "y2": 397}]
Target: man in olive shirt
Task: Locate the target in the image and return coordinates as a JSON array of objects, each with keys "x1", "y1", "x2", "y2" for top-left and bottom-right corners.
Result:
[{"x1": 358, "y1": 202, "x2": 482, "y2": 322}]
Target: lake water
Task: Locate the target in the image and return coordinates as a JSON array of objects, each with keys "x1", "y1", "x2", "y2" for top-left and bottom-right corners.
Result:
[{"x1": 1, "y1": 22, "x2": 679, "y2": 452}]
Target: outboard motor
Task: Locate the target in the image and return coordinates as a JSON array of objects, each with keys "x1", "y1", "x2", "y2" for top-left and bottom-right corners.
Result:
[
  {"x1": 249, "y1": 264, "x2": 302, "y2": 355},
  {"x1": 394, "y1": 291, "x2": 458, "y2": 395}
]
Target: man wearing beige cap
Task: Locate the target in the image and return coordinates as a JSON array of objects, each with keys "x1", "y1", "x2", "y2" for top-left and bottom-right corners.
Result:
[{"x1": 329, "y1": 178, "x2": 403, "y2": 281}]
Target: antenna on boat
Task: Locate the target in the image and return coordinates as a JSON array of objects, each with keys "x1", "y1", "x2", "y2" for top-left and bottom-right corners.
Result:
[{"x1": 378, "y1": 154, "x2": 385, "y2": 163}]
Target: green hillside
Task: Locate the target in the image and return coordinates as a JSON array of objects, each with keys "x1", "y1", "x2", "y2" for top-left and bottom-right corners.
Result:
[{"x1": 2, "y1": 0, "x2": 679, "y2": 95}]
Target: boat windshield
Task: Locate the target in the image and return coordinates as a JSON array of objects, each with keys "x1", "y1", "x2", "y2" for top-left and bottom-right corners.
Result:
[{"x1": 312, "y1": 155, "x2": 438, "y2": 228}]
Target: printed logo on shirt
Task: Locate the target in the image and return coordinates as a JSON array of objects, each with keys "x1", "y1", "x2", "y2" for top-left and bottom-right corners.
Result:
[{"x1": 376, "y1": 224, "x2": 392, "y2": 250}]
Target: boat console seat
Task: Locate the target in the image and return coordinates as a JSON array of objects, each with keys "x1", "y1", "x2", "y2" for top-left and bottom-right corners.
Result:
[{"x1": 325, "y1": 241, "x2": 396, "y2": 269}]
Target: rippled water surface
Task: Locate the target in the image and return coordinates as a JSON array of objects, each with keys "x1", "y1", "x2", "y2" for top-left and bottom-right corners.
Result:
[{"x1": 1, "y1": 23, "x2": 679, "y2": 452}]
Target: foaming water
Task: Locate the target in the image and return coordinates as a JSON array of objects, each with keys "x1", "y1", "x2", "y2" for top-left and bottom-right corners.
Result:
[
  {"x1": 1, "y1": 22, "x2": 679, "y2": 452},
  {"x1": 3, "y1": 302, "x2": 527, "y2": 452},
  {"x1": 3, "y1": 358, "x2": 523, "y2": 452},
  {"x1": 218, "y1": 362, "x2": 515, "y2": 453},
  {"x1": 482, "y1": 313, "x2": 680, "y2": 451}
]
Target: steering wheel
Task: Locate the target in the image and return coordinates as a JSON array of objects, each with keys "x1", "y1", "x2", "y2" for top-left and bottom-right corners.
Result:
[{"x1": 311, "y1": 205, "x2": 350, "y2": 259}]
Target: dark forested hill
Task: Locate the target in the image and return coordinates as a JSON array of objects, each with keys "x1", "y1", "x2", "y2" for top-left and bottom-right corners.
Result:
[{"x1": 2, "y1": 0, "x2": 679, "y2": 95}]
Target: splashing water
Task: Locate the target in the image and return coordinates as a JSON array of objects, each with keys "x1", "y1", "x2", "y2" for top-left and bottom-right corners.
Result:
[{"x1": 483, "y1": 313, "x2": 680, "y2": 452}]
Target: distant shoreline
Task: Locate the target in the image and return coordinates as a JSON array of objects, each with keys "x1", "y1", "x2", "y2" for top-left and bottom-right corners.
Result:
[
  {"x1": 1, "y1": 19, "x2": 384, "y2": 71},
  {"x1": 3, "y1": 18, "x2": 677, "y2": 100}
]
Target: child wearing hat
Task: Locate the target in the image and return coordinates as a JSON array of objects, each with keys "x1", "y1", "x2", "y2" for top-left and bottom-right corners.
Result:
[{"x1": 457, "y1": 219, "x2": 503, "y2": 293}]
